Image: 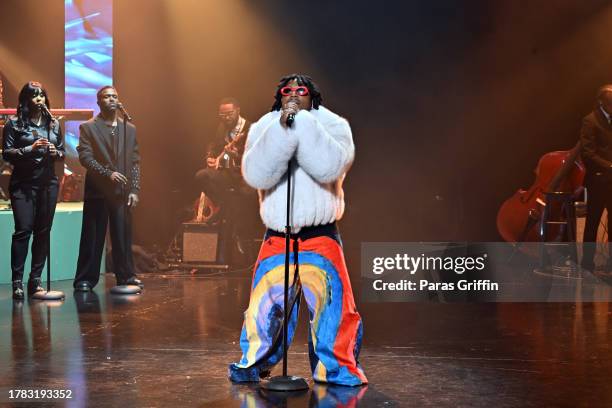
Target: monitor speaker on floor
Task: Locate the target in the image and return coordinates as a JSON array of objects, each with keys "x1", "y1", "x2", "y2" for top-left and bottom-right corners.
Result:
[{"x1": 182, "y1": 223, "x2": 221, "y2": 264}]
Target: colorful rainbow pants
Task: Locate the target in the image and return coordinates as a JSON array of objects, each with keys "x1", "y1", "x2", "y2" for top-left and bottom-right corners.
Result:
[{"x1": 228, "y1": 224, "x2": 367, "y2": 386}]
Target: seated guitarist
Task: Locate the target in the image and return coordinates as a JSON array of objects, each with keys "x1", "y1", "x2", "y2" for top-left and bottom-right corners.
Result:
[{"x1": 195, "y1": 98, "x2": 254, "y2": 254}]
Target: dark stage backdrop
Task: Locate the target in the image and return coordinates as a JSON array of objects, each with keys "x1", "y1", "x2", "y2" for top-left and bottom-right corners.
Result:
[
  {"x1": 3, "y1": 1, "x2": 612, "y2": 249},
  {"x1": 114, "y1": 0, "x2": 612, "y2": 247}
]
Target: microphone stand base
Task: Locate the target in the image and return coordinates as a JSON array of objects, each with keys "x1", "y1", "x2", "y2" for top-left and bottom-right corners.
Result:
[
  {"x1": 110, "y1": 285, "x2": 142, "y2": 295},
  {"x1": 260, "y1": 375, "x2": 309, "y2": 392},
  {"x1": 30, "y1": 290, "x2": 66, "y2": 301}
]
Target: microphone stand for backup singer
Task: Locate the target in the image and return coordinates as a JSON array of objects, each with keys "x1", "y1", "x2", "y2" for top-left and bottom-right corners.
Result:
[
  {"x1": 31, "y1": 107, "x2": 65, "y2": 301},
  {"x1": 110, "y1": 103, "x2": 141, "y2": 296},
  {"x1": 261, "y1": 113, "x2": 309, "y2": 392}
]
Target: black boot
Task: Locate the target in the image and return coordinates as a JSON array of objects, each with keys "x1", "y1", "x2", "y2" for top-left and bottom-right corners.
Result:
[
  {"x1": 27, "y1": 278, "x2": 45, "y2": 296},
  {"x1": 12, "y1": 280, "x2": 24, "y2": 300}
]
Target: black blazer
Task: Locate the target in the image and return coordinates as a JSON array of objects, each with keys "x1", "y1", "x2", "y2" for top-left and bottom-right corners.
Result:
[{"x1": 77, "y1": 115, "x2": 140, "y2": 199}]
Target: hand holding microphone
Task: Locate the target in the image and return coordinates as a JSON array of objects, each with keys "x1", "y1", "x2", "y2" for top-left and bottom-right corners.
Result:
[{"x1": 280, "y1": 101, "x2": 299, "y2": 128}]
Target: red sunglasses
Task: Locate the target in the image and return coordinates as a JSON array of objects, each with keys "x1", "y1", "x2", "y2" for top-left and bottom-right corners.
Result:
[{"x1": 279, "y1": 86, "x2": 309, "y2": 96}]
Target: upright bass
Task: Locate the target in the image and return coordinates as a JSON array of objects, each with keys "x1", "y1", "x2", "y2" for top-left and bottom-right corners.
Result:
[{"x1": 497, "y1": 141, "x2": 585, "y2": 244}]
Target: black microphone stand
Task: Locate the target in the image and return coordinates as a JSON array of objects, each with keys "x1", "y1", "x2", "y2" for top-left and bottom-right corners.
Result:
[
  {"x1": 110, "y1": 104, "x2": 141, "y2": 295},
  {"x1": 31, "y1": 107, "x2": 65, "y2": 301},
  {"x1": 261, "y1": 114, "x2": 308, "y2": 392}
]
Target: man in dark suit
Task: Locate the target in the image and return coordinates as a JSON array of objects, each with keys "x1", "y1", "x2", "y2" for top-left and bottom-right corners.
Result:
[
  {"x1": 73, "y1": 86, "x2": 142, "y2": 291},
  {"x1": 580, "y1": 84, "x2": 612, "y2": 272}
]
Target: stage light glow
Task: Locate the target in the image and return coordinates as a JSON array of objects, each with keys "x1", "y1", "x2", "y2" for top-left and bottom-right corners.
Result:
[{"x1": 64, "y1": 0, "x2": 113, "y2": 159}]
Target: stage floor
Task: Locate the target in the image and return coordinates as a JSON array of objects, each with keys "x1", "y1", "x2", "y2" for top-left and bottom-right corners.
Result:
[{"x1": 0, "y1": 271, "x2": 610, "y2": 407}]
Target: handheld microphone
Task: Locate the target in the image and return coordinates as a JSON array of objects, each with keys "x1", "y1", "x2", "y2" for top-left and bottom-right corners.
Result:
[
  {"x1": 117, "y1": 102, "x2": 133, "y2": 121},
  {"x1": 285, "y1": 101, "x2": 298, "y2": 127},
  {"x1": 38, "y1": 103, "x2": 54, "y2": 120},
  {"x1": 286, "y1": 113, "x2": 295, "y2": 127}
]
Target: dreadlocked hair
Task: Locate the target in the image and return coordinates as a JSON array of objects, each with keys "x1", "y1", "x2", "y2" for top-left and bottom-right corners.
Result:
[{"x1": 270, "y1": 73, "x2": 322, "y2": 111}]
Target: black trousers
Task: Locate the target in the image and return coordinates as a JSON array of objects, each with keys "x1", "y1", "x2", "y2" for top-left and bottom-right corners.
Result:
[
  {"x1": 195, "y1": 167, "x2": 258, "y2": 233},
  {"x1": 194, "y1": 167, "x2": 242, "y2": 206},
  {"x1": 582, "y1": 174, "x2": 612, "y2": 270},
  {"x1": 9, "y1": 182, "x2": 59, "y2": 282},
  {"x1": 74, "y1": 195, "x2": 135, "y2": 287}
]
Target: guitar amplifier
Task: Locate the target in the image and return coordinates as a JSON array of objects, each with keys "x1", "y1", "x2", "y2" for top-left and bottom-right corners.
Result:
[{"x1": 182, "y1": 223, "x2": 221, "y2": 263}]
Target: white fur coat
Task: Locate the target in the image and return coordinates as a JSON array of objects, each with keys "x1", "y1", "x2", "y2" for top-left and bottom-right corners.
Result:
[{"x1": 242, "y1": 106, "x2": 355, "y2": 233}]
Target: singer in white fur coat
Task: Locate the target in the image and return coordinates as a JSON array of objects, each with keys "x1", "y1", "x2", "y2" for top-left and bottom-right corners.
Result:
[
  {"x1": 229, "y1": 74, "x2": 367, "y2": 386},
  {"x1": 242, "y1": 105, "x2": 354, "y2": 231}
]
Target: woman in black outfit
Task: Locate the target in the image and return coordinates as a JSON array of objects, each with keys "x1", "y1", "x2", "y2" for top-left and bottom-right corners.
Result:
[{"x1": 2, "y1": 81, "x2": 65, "y2": 299}]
